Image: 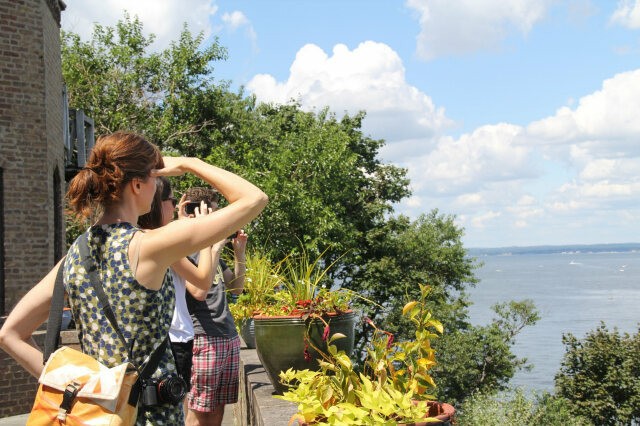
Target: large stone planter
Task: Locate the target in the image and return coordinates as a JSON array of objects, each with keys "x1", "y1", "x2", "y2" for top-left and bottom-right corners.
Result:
[
  {"x1": 254, "y1": 310, "x2": 356, "y2": 394},
  {"x1": 239, "y1": 317, "x2": 257, "y2": 349}
]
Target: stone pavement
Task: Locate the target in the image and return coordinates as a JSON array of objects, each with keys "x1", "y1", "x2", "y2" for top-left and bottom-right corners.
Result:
[
  {"x1": 0, "y1": 414, "x2": 27, "y2": 425},
  {"x1": 0, "y1": 404, "x2": 237, "y2": 425}
]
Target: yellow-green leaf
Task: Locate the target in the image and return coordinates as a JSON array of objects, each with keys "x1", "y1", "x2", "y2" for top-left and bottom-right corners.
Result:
[{"x1": 402, "y1": 301, "x2": 418, "y2": 316}]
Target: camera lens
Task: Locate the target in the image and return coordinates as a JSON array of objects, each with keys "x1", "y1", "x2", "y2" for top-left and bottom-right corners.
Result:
[{"x1": 157, "y1": 377, "x2": 187, "y2": 404}]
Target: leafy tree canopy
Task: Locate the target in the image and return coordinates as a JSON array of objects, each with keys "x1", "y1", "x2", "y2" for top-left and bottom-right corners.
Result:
[{"x1": 556, "y1": 324, "x2": 640, "y2": 425}]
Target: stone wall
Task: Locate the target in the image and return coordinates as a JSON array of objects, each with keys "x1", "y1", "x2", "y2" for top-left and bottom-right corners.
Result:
[{"x1": 0, "y1": 0, "x2": 65, "y2": 312}]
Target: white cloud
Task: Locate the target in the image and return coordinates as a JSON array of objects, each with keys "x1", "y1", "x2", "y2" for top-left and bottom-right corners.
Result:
[
  {"x1": 470, "y1": 210, "x2": 502, "y2": 229},
  {"x1": 221, "y1": 10, "x2": 257, "y2": 46},
  {"x1": 247, "y1": 42, "x2": 451, "y2": 145},
  {"x1": 507, "y1": 196, "x2": 543, "y2": 220},
  {"x1": 61, "y1": 0, "x2": 218, "y2": 50},
  {"x1": 580, "y1": 158, "x2": 640, "y2": 181},
  {"x1": 407, "y1": 123, "x2": 533, "y2": 195},
  {"x1": 221, "y1": 10, "x2": 248, "y2": 29},
  {"x1": 545, "y1": 176, "x2": 640, "y2": 218},
  {"x1": 392, "y1": 61, "x2": 640, "y2": 245},
  {"x1": 610, "y1": 0, "x2": 640, "y2": 29},
  {"x1": 405, "y1": 196, "x2": 423, "y2": 208},
  {"x1": 455, "y1": 192, "x2": 484, "y2": 207},
  {"x1": 527, "y1": 69, "x2": 640, "y2": 155},
  {"x1": 405, "y1": 0, "x2": 550, "y2": 60}
]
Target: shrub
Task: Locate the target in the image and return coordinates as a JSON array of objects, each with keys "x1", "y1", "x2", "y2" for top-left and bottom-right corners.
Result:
[
  {"x1": 555, "y1": 323, "x2": 640, "y2": 425},
  {"x1": 456, "y1": 388, "x2": 589, "y2": 426}
]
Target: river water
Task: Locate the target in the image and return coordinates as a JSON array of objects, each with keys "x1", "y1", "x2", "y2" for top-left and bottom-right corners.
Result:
[{"x1": 467, "y1": 250, "x2": 640, "y2": 391}]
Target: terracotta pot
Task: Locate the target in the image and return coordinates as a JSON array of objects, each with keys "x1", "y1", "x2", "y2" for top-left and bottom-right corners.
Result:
[
  {"x1": 253, "y1": 310, "x2": 356, "y2": 394},
  {"x1": 297, "y1": 401, "x2": 455, "y2": 426},
  {"x1": 398, "y1": 401, "x2": 456, "y2": 426}
]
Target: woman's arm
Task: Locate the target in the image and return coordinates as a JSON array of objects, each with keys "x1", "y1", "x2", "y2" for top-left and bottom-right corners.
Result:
[
  {"x1": 169, "y1": 200, "x2": 215, "y2": 293},
  {"x1": 171, "y1": 248, "x2": 213, "y2": 293},
  {"x1": 186, "y1": 239, "x2": 227, "y2": 301},
  {"x1": 223, "y1": 231, "x2": 247, "y2": 296},
  {"x1": 0, "y1": 259, "x2": 64, "y2": 377},
  {"x1": 135, "y1": 158, "x2": 267, "y2": 290}
]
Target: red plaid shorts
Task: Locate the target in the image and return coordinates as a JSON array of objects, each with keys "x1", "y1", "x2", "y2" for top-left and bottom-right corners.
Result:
[{"x1": 188, "y1": 334, "x2": 240, "y2": 411}]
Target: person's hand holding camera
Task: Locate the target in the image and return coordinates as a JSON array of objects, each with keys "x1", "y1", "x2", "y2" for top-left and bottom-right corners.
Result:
[
  {"x1": 230, "y1": 230, "x2": 248, "y2": 254},
  {"x1": 176, "y1": 194, "x2": 190, "y2": 220},
  {"x1": 180, "y1": 199, "x2": 212, "y2": 218}
]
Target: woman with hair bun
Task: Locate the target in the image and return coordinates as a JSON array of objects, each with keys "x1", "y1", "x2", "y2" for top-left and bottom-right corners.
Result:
[{"x1": 0, "y1": 131, "x2": 268, "y2": 425}]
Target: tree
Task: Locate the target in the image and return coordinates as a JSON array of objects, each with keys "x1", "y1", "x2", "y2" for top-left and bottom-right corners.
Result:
[
  {"x1": 457, "y1": 388, "x2": 589, "y2": 426},
  {"x1": 62, "y1": 12, "x2": 228, "y2": 140},
  {"x1": 555, "y1": 324, "x2": 640, "y2": 425},
  {"x1": 432, "y1": 300, "x2": 540, "y2": 405}
]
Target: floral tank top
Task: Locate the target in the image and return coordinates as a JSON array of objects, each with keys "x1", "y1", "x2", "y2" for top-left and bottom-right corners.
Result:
[{"x1": 63, "y1": 223, "x2": 184, "y2": 425}]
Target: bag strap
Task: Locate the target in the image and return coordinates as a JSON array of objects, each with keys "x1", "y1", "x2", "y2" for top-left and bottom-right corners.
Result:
[
  {"x1": 43, "y1": 260, "x2": 66, "y2": 363},
  {"x1": 77, "y1": 233, "x2": 134, "y2": 359}
]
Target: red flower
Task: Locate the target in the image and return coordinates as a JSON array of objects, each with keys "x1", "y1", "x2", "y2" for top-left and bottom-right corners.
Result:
[
  {"x1": 303, "y1": 340, "x2": 312, "y2": 362},
  {"x1": 386, "y1": 333, "x2": 394, "y2": 349},
  {"x1": 296, "y1": 299, "x2": 312, "y2": 308},
  {"x1": 322, "y1": 325, "x2": 330, "y2": 341}
]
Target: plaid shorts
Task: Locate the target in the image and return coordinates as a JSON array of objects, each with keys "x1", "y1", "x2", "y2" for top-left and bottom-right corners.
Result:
[{"x1": 188, "y1": 334, "x2": 240, "y2": 411}]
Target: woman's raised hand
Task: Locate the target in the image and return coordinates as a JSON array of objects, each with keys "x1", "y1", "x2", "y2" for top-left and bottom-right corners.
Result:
[{"x1": 153, "y1": 157, "x2": 191, "y2": 177}]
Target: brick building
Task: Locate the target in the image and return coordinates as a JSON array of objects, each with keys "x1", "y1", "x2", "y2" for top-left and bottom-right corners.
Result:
[{"x1": 0, "y1": 0, "x2": 67, "y2": 417}]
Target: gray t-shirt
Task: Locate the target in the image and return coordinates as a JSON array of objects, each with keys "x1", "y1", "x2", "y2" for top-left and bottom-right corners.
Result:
[{"x1": 185, "y1": 258, "x2": 238, "y2": 338}]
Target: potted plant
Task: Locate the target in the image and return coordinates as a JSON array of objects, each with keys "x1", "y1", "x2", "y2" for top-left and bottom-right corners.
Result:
[
  {"x1": 252, "y1": 248, "x2": 361, "y2": 394},
  {"x1": 276, "y1": 284, "x2": 455, "y2": 425},
  {"x1": 229, "y1": 249, "x2": 284, "y2": 348}
]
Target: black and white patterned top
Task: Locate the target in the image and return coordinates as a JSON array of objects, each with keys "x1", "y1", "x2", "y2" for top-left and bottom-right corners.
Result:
[{"x1": 64, "y1": 223, "x2": 183, "y2": 425}]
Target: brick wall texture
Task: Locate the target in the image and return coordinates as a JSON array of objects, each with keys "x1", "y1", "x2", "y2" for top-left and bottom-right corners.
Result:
[
  {"x1": 0, "y1": 0, "x2": 65, "y2": 417},
  {"x1": 0, "y1": 0, "x2": 64, "y2": 308}
]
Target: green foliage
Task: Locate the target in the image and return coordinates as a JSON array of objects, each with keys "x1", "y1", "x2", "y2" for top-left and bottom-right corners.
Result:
[
  {"x1": 64, "y1": 203, "x2": 90, "y2": 249},
  {"x1": 457, "y1": 388, "x2": 590, "y2": 426},
  {"x1": 62, "y1": 12, "x2": 228, "y2": 140},
  {"x1": 350, "y1": 211, "x2": 479, "y2": 339},
  {"x1": 432, "y1": 300, "x2": 540, "y2": 405},
  {"x1": 229, "y1": 247, "x2": 362, "y2": 321},
  {"x1": 221, "y1": 103, "x2": 410, "y2": 263},
  {"x1": 228, "y1": 249, "x2": 284, "y2": 324},
  {"x1": 276, "y1": 284, "x2": 443, "y2": 425},
  {"x1": 555, "y1": 323, "x2": 640, "y2": 425}
]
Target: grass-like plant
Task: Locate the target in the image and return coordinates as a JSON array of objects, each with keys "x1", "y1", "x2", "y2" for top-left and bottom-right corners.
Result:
[
  {"x1": 229, "y1": 249, "x2": 284, "y2": 324},
  {"x1": 273, "y1": 248, "x2": 354, "y2": 317}
]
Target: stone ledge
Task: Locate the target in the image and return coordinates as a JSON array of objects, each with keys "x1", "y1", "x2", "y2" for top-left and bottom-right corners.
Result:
[{"x1": 235, "y1": 345, "x2": 298, "y2": 426}]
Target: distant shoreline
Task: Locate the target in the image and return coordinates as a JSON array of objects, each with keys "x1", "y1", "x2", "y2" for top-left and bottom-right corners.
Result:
[{"x1": 467, "y1": 243, "x2": 640, "y2": 257}]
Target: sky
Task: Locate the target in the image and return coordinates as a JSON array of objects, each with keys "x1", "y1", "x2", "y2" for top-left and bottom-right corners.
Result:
[{"x1": 61, "y1": 0, "x2": 640, "y2": 248}]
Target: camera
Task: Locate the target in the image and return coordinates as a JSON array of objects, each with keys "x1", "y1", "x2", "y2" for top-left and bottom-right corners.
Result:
[
  {"x1": 185, "y1": 201, "x2": 206, "y2": 216},
  {"x1": 228, "y1": 231, "x2": 238, "y2": 240},
  {"x1": 141, "y1": 376, "x2": 187, "y2": 407}
]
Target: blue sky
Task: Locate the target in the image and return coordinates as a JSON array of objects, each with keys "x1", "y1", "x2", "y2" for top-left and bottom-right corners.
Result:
[{"x1": 62, "y1": 0, "x2": 640, "y2": 248}]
